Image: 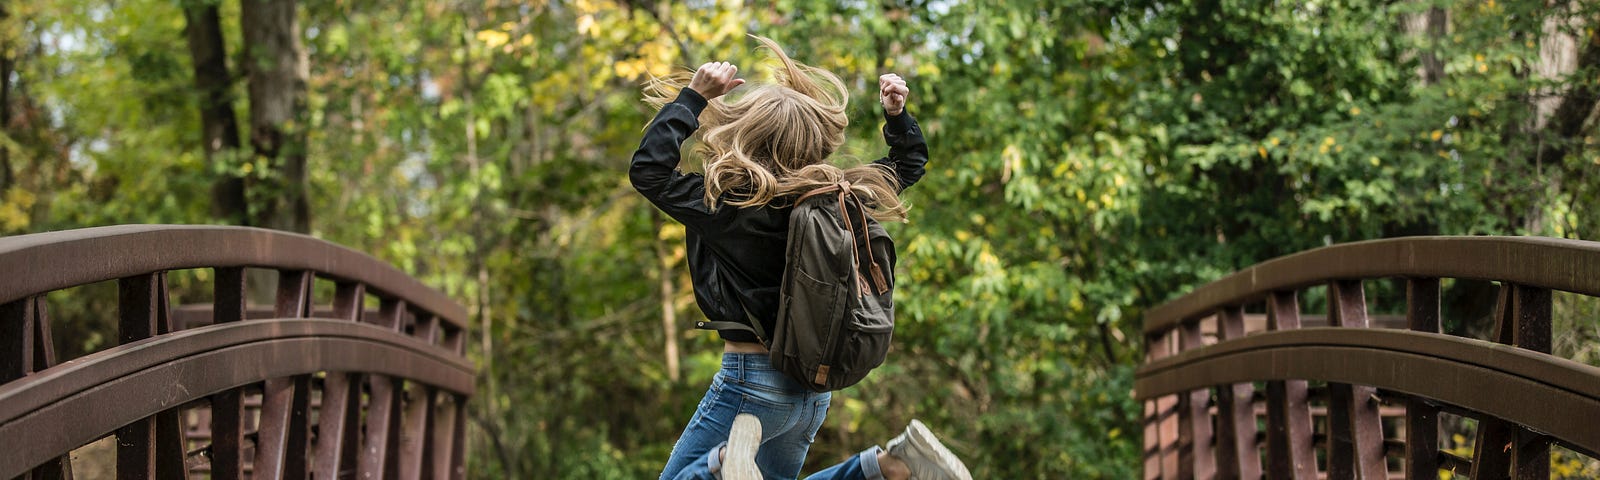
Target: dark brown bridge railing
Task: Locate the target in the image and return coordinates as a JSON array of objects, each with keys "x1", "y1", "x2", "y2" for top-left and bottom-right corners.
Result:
[
  {"x1": 1137, "y1": 236, "x2": 1600, "y2": 479},
  {"x1": 0, "y1": 225, "x2": 475, "y2": 479}
]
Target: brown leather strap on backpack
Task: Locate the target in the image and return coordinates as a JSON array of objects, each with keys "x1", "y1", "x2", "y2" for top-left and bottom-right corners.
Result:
[{"x1": 796, "y1": 181, "x2": 889, "y2": 296}]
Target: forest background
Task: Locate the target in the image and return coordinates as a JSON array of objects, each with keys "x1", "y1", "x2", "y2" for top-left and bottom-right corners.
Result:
[{"x1": 2, "y1": 0, "x2": 1599, "y2": 477}]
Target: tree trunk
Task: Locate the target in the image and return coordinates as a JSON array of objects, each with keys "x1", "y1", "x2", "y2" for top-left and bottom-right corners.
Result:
[
  {"x1": 1524, "y1": 6, "x2": 1595, "y2": 232},
  {"x1": 652, "y1": 211, "x2": 681, "y2": 383},
  {"x1": 241, "y1": 0, "x2": 309, "y2": 233},
  {"x1": 1401, "y1": 5, "x2": 1448, "y2": 86},
  {"x1": 184, "y1": 1, "x2": 249, "y2": 225}
]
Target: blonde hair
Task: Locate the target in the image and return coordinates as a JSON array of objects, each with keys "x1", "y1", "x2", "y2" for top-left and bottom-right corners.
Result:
[{"x1": 644, "y1": 36, "x2": 908, "y2": 221}]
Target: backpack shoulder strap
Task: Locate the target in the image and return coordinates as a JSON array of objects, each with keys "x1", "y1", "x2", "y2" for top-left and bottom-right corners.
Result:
[{"x1": 795, "y1": 181, "x2": 848, "y2": 206}]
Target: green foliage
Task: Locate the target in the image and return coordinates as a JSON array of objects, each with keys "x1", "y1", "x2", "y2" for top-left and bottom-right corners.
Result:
[{"x1": 4, "y1": 0, "x2": 1598, "y2": 477}]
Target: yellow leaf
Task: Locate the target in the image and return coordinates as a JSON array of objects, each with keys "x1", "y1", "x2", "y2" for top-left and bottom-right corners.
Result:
[
  {"x1": 1349, "y1": 107, "x2": 1361, "y2": 116},
  {"x1": 476, "y1": 29, "x2": 510, "y2": 48},
  {"x1": 1258, "y1": 146, "x2": 1267, "y2": 158},
  {"x1": 1431, "y1": 130, "x2": 1443, "y2": 141}
]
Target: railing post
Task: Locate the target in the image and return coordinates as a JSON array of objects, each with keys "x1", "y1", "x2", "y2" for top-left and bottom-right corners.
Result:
[
  {"x1": 210, "y1": 267, "x2": 247, "y2": 480},
  {"x1": 255, "y1": 270, "x2": 315, "y2": 480},
  {"x1": 314, "y1": 282, "x2": 367, "y2": 480},
  {"x1": 1326, "y1": 280, "x2": 1385, "y2": 480},
  {"x1": 1264, "y1": 290, "x2": 1316, "y2": 480},
  {"x1": 1475, "y1": 284, "x2": 1552, "y2": 479},
  {"x1": 1157, "y1": 330, "x2": 1180, "y2": 480},
  {"x1": 359, "y1": 298, "x2": 408, "y2": 479},
  {"x1": 1405, "y1": 278, "x2": 1441, "y2": 480},
  {"x1": 1144, "y1": 330, "x2": 1179, "y2": 480},
  {"x1": 1213, "y1": 305, "x2": 1261, "y2": 479},
  {"x1": 434, "y1": 328, "x2": 468, "y2": 480},
  {"x1": 1177, "y1": 319, "x2": 1215, "y2": 480},
  {"x1": 1510, "y1": 285, "x2": 1551, "y2": 480},
  {"x1": 3, "y1": 296, "x2": 74, "y2": 478},
  {"x1": 116, "y1": 273, "x2": 163, "y2": 480}
]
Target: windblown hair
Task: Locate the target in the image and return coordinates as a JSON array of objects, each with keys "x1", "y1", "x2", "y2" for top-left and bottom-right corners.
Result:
[{"x1": 644, "y1": 36, "x2": 908, "y2": 221}]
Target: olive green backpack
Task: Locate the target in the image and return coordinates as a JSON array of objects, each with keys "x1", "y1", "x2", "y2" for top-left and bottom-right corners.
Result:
[{"x1": 698, "y1": 181, "x2": 896, "y2": 392}]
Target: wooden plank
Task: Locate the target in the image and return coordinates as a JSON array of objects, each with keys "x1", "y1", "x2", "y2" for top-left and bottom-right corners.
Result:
[
  {"x1": 332, "y1": 282, "x2": 366, "y2": 322},
  {"x1": 1144, "y1": 398, "x2": 1162, "y2": 480},
  {"x1": 447, "y1": 395, "x2": 467, "y2": 480},
  {"x1": 313, "y1": 372, "x2": 362, "y2": 480},
  {"x1": 442, "y1": 326, "x2": 465, "y2": 356},
  {"x1": 1325, "y1": 280, "x2": 1386, "y2": 480},
  {"x1": 399, "y1": 385, "x2": 437, "y2": 480},
  {"x1": 20, "y1": 297, "x2": 74, "y2": 480},
  {"x1": 312, "y1": 281, "x2": 367, "y2": 479},
  {"x1": 116, "y1": 274, "x2": 163, "y2": 480},
  {"x1": 1474, "y1": 284, "x2": 1516, "y2": 478},
  {"x1": 209, "y1": 389, "x2": 246, "y2": 480},
  {"x1": 430, "y1": 397, "x2": 457, "y2": 480},
  {"x1": 255, "y1": 270, "x2": 314, "y2": 480},
  {"x1": 414, "y1": 312, "x2": 440, "y2": 345},
  {"x1": 1264, "y1": 290, "x2": 1316, "y2": 480},
  {"x1": 1153, "y1": 331, "x2": 1180, "y2": 480},
  {"x1": 374, "y1": 298, "x2": 407, "y2": 331},
  {"x1": 1510, "y1": 285, "x2": 1551, "y2": 480},
  {"x1": 275, "y1": 270, "x2": 314, "y2": 318},
  {"x1": 359, "y1": 375, "x2": 404, "y2": 479},
  {"x1": 1213, "y1": 306, "x2": 1261, "y2": 480},
  {"x1": 209, "y1": 267, "x2": 247, "y2": 480},
  {"x1": 1405, "y1": 278, "x2": 1441, "y2": 480},
  {"x1": 151, "y1": 275, "x2": 187, "y2": 480},
  {"x1": 1177, "y1": 319, "x2": 1215, "y2": 480},
  {"x1": 254, "y1": 376, "x2": 312, "y2": 480},
  {"x1": 1, "y1": 298, "x2": 34, "y2": 383}
]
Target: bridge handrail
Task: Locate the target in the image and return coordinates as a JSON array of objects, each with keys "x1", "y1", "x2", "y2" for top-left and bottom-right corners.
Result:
[
  {"x1": 0, "y1": 224, "x2": 468, "y2": 330},
  {"x1": 1137, "y1": 235, "x2": 1600, "y2": 480},
  {"x1": 1136, "y1": 327, "x2": 1600, "y2": 456},
  {"x1": 1144, "y1": 235, "x2": 1600, "y2": 335},
  {"x1": 0, "y1": 224, "x2": 473, "y2": 479},
  {"x1": 0, "y1": 319, "x2": 474, "y2": 477}
]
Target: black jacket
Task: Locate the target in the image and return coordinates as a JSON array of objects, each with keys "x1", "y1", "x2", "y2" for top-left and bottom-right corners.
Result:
[{"x1": 629, "y1": 88, "x2": 929, "y2": 343}]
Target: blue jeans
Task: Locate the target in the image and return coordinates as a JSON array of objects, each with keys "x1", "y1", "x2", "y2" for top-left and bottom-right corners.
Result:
[{"x1": 660, "y1": 353, "x2": 886, "y2": 480}]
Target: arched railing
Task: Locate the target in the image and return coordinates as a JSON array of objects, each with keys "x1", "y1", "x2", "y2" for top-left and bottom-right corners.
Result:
[
  {"x1": 0, "y1": 225, "x2": 474, "y2": 479},
  {"x1": 1137, "y1": 236, "x2": 1600, "y2": 479}
]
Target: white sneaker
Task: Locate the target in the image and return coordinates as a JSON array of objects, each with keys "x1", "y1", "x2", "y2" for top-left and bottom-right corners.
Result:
[
  {"x1": 885, "y1": 419, "x2": 972, "y2": 480},
  {"x1": 722, "y1": 413, "x2": 763, "y2": 480}
]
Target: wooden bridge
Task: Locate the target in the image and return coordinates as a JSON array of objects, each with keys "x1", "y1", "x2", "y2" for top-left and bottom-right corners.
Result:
[
  {"x1": 5, "y1": 227, "x2": 1600, "y2": 479},
  {"x1": 0, "y1": 225, "x2": 473, "y2": 479},
  {"x1": 1139, "y1": 237, "x2": 1600, "y2": 479}
]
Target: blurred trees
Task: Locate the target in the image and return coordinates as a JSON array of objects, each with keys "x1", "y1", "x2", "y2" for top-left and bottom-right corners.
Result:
[{"x1": 0, "y1": 0, "x2": 1596, "y2": 478}]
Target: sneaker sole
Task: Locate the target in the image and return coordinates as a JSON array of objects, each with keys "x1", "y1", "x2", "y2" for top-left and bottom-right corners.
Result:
[
  {"x1": 904, "y1": 419, "x2": 972, "y2": 480},
  {"x1": 724, "y1": 413, "x2": 763, "y2": 480}
]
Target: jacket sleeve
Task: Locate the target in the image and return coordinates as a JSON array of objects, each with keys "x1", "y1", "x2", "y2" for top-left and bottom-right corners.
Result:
[
  {"x1": 629, "y1": 88, "x2": 721, "y2": 230},
  {"x1": 871, "y1": 110, "x2": 929, "y2": 192}
]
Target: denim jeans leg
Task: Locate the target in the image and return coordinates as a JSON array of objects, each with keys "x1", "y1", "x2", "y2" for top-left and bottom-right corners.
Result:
[
  {"x1": 660, "y1": 372, "x2": 743, "y2": 480},
  {"x1": 664, "y1": 353, "x2": 866, "y2": 480},
  {"x1": 802, "y1": 446, "x2": 885, "y2": 480}
]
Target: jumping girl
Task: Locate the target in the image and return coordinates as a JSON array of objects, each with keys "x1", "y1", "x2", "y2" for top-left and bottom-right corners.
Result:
[{"x1": 631, "y1": 36, "x2": 972, "y2": 480}]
